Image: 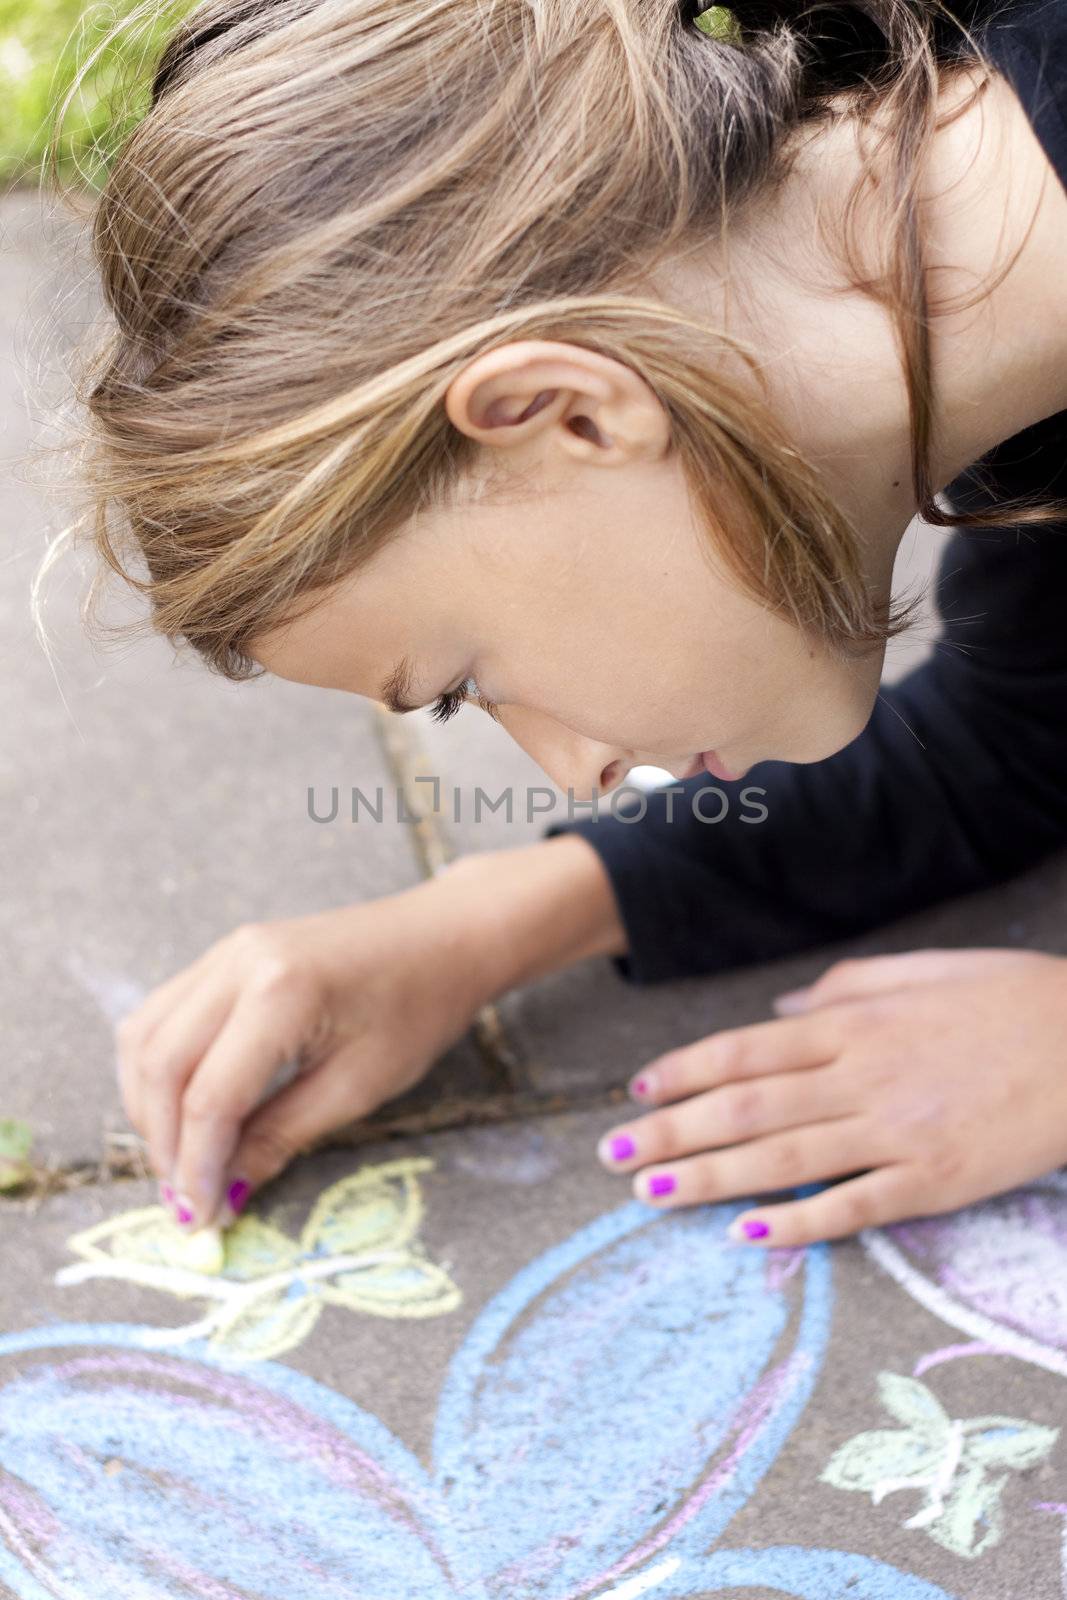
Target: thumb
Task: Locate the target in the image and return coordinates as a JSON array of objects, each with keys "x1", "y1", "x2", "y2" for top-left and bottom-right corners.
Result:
[
  {"x1": 217, "y1": 1066, "x2": 373, "y2": 1223},
  {"x1": 772, "y1": 946, "x2": 1028, "y2": 1014}
]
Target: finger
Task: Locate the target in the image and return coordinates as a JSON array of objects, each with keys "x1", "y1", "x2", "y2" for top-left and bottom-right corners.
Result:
[
  {"x1": 630, "y1": 1011, "x2": 838, "y2": 1104},
  {"x1": 630, "y1": 1117, "x2": 877, "y2": 1211},
  {"x1": 601, "y1": 1062, "x2": 849, "y2": 1171},
  {"x1": 170, "y1": 985, "x2": 313, "y2": 1230},
  {"x1": 116, "y1": 961, "x2": 206, "y2": 1134},
  {"x1": 774, "y1": 947, "x2": 1033, "y2": 1013},
  {"x1": 219, "y1": 1060, "x2": 381, "y2": 1222},
  {"x1": 135, "y1": 982, "x2": 238, "y2": 1184},
  {"x1": 725, "y1": 1163, "x2": 919, "y2": 1246}
]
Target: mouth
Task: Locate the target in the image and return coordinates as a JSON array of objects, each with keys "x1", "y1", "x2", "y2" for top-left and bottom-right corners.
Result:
[
  {"x1": 642, "y1": 749, "x2": 748, "y2": 784},
  {"x1": 673, "y1": 751, "x2": 740, "y2": 782},
  {"x1": 699, "y1": 748, "x2": 744, "y2": 782}
]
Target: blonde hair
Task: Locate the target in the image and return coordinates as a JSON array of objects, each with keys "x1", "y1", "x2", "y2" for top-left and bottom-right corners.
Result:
[{"x1": 41, "y1": 0, "x2": 1067, "y2": 680}]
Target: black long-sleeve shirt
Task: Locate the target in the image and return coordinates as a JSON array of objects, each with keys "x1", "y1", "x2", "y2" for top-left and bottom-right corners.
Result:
[{"x1": 548, "y1": 1, "x2": 1067, "y2": 986}]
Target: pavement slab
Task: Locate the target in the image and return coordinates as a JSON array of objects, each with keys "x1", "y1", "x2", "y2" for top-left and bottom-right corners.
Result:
[
  {"x1": 3, "y1": 1110, "x2": 1067, "y2": 1598},
  {"x1": 495, "y1": 842, "x2": 1067, "y2": 1098}
]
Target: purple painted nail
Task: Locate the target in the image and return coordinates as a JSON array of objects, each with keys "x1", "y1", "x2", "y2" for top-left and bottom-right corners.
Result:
[
  {"x1": 648, "y1": 1173, "x2": 676, "y2": 1197},
  {"x1": 608, "y1": 1134, "x2": 636, "y2": 1162},
  {"x1": 631, "y1": 1076, "x2": 652, "y2": 1097},
  {"x1": 175, "y1": 1197, "x2": 195, "y2": 1226},
  {"x1": 742, "y1": 1218, "x2": 771, "y2": 1240},
  {"x1": 227, "y1": 1177, "x2": 251, "y2": 1215},
  {"x1": 160, "y1": 1182, "x2": 175, "y2": 1205}
]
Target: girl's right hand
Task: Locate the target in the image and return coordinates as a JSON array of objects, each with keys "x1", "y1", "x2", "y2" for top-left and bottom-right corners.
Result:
[{"x1": 115, "y1": 866, "x2": 504, "y2": 1233}]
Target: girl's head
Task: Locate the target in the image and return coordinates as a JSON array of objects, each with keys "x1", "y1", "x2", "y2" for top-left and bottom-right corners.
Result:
[{"x1": 54, "y1": 0, "x2": 1032, "y2": 789}]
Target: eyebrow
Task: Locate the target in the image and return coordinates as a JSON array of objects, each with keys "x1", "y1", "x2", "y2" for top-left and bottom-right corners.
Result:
[{"x1": 379, "y1": 656, "x2": 423, "y2": 714}]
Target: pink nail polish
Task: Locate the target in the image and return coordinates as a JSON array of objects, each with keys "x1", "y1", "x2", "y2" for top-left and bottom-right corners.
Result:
[
  {"x1": 772, "y1": 989, "x2": 810, "y2": 1015},
  {"x1": 608, "y1": 1134, "x2": 636, "y2": 1162},
  {"x1": 160, "y1": 1182, "x2": 175, "y2": 1205},
  {"x1": 648, "y1": 1173, "x2": 676, "y2": 1197},
  {"x1": 742, "y1": 1218, "x2": 770, "y2": 1239},
  {"x1": 632, "y1": 1076, "x2": 651, "y2": 1097},
  {"x1": 227, "y1": 1177, "x2": 251, "y2": 1215},
  {"x1": 175, "y1": 1197, "x2": 195, "y2": 1226}
]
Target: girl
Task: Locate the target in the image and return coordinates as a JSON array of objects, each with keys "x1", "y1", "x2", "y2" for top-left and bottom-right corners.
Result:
[{"x1": 55, "y1": 0, "x2": 1067, "y2": 1247}]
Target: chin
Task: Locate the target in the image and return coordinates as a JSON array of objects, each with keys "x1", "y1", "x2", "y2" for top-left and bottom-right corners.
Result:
[{"x1": 788, "y1": 700, "x2": 878, "y2": 766}]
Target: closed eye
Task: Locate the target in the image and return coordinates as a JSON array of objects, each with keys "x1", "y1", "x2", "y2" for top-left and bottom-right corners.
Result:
[{"x1": 429, "y1": 677, "x2": 501, "y2": 724}]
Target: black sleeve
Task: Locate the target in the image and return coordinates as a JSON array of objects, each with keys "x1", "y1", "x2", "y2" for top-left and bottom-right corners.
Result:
[{"x1": 546, "y1": 409, "x2": 1067, "y2": 984}]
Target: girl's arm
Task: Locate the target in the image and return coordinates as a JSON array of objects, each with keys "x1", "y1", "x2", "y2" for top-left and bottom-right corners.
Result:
[{"x1": 117, "y1": 830, "x2": 625, "y2": 1233}]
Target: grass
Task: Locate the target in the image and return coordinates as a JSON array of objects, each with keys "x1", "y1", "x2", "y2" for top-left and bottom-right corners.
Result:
[{"x1": 0, "y1": 0, "x2": 194, "y2": 187}]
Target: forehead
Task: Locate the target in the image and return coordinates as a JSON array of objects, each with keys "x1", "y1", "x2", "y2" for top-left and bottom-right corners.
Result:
[
  {"x1": 247, "y1": 535, "x2": 460, "y2": 698},
  {"x1": 248, "y1": 581, "x2": 364, "y2": 689}
]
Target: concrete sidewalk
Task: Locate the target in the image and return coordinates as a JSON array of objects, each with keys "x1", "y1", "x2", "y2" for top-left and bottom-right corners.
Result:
[{"x1": 4, "y1": 189, "x2": 1067, "y2": 1599}]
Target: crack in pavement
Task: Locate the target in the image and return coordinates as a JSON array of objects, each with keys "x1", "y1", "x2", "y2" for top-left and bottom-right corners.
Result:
[{"x1": 0, "y1": 1084, "x2": 628, "y2": 1206}]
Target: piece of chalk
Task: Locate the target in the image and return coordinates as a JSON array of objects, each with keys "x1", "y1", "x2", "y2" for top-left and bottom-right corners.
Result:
[{"x1": 171, "y1": 1220, "x2": 226, "y2": 1276}]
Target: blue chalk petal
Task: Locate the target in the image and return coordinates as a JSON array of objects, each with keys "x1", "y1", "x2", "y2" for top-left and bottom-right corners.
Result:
[
  {"x1": 656, "y1": 1545, "x2": 961, "y2": 1598},
  {"x1": 0, "y1": 1322, "x2": 462, "y2": 1599},
  {"x1": 433, "y1": 1199, "x2": 832, "y2": 1596}
]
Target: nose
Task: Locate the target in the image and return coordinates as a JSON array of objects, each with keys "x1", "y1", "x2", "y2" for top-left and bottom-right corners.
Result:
[{"x1": 499, "y1": 706, "x2": 631, "y2": 796}]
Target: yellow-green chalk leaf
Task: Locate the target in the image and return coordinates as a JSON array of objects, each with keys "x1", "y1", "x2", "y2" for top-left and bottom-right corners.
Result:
[
  {"x1": 301, "y1": 1158, "x2": 432, "y2": 1257},
  {"x1": 323, "y1": 1253, "x2": 463, "y2": 1319}
]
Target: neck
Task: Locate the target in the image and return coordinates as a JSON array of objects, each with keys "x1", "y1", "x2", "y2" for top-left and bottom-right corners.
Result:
[{"x1": 651, "y1": 64, "x2": 1067, "y2": 563}]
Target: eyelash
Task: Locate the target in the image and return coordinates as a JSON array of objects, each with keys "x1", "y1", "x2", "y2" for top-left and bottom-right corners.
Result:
[{"x1": 429, "y1": 677, "x2": 501, "y2": 724}]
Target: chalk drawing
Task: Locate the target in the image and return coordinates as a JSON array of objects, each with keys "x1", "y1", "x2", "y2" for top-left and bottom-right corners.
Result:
[
  {"x1": 863, "y1": 1177, "x2": 1067, "y2": 1379},
  {"x1": 821, "y1": 1370, "x2": 1058, "y2": 1558},
  {"x1": 63, "y1": 950, "x2": 146, "y2": 1027},
  {"x1": 0, "y1": 1194, "x2": 931, "y2": 1597},
  {"x1": 54, "y1": 1158, "x2": 461, "y2": 1360},
  {"x1": 913, "y1": 1342, "x2": 1013, "y2": 1377},
  {"x1": 448, "y1": 1123, "x2": 561, "y2": 1186}
]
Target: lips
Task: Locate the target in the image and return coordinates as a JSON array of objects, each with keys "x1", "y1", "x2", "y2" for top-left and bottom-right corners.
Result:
[
  {"x1": 700, "y1": 748, "x2": 743, "y2": 782},
  {"x1": 653, "y1": 751, "x2": 746, "y2": 783}
]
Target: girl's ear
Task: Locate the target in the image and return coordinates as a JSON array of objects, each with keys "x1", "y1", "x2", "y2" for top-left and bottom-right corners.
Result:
[{"x1": 444, "y1": 339, "x2": 671, "y2": 466}]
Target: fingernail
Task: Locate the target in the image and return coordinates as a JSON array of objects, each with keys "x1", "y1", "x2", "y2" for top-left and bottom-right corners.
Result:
[
  {"x1": 729, "y1": 1216, "x2": 771, "y2": 1241},
  {"x1": 159, "y1": 1182, "x2": 175, "y2": 1206},
  {"x1": 630, "y1": 1074, "x2": 654, "y2": 1098},
  {"x1": 647, "y1": 1172, "x2": 676, "y2": 1198},
  {"x1": 602, "y1": 1133, "x2": 636, "y2": 1163},
  {"x1": 174, "y1": 1195, "x2": 196, "y2": 1227},
  {"x1": 772, "y1": 988, "x2": 811, "y2": 1014},
  {"x1": 227, "y1": 1177, "x2": 251, "y2": 1216}
]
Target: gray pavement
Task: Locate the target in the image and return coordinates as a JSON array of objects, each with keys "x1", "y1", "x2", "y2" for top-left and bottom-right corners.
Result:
[{"x1": 5, "y1": 190, "x2": 1067, "y2": 1599}]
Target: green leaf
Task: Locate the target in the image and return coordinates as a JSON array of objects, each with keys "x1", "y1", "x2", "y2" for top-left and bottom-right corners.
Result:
[
  {"x1": 962, "y1": 1418, "x2": 1059, "y2": 1471},
  {"x1": 322, "y1": 1253, "x2": 462, "y2": 1320},
  {"x1": 0, "y1": 1117, "x2": 33, "y2": 1189},
  {"x1": 927, "y1": 1463, "x2": 1007, "y2": 1559},
  {"x1": 0, "y1": 1119, "x2": 33, "y2": 1160},
  {"x1": 301, "y1": 1158, "x2": 434, "y2": 1259},
  {"x1": 877, "y1": 1372, "x2": 949, "y2": 1436},
  {"x1": 219, "y1": 1215, "x2": 301, "y2": 1281},
  {"x1": 821, "y1": 1428, "x2": 941, "y2": 1496},
  {"x1": 67, "y1": 1203, "x2": 298, "y2": 1286},
  {"x1": 693, "y1": 5, "x2": 743, "y2": 44},
  {"x1": 209, "y1": 1284, "x2": 323, "y2": 1361}
]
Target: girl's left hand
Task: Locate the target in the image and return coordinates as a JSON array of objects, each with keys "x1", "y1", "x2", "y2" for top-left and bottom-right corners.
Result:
[{"x1": 596, "y1": 948, "x2": 1067, "y2": 1246}]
